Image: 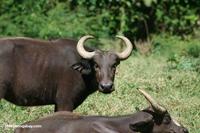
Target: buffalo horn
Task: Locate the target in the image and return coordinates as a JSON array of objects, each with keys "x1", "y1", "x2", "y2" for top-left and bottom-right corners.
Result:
[
  {"x1": 116, "y1": 36, "x2": 133, "y2": 60},
  {"x1": 138, "y1": 88, "x2": 167, "y2": 114},
  {"x1": 77, "y1": 35, "x2": 95, "y2": 59}
]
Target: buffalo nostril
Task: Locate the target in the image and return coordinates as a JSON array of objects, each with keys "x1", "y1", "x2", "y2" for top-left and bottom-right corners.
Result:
[{"x1": 100, "y1": 83, "x2": 113, "y2": 90}]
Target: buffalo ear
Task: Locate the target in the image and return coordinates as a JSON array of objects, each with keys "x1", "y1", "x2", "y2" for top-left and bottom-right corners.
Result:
[
  {"x1": 72, "y1": 60, "x2": 92, "y2": 75},
  {"x1": 129, "y1": 116, "x2": 153, "y2": 132}
]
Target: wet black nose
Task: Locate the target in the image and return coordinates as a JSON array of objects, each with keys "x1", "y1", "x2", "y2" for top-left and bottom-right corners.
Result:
[
  {"x1": 183, "y1": 128, "x2": 189, "y2": 133},
  {"x1": 100, "y1": 83, "x2": 113, "y2": 90}
]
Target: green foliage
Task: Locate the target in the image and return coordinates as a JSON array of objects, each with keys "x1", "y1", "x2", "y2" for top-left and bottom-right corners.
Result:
[
  {"x1": 0, "y1": 0, "x2": 110, "y2": 39},
  {"x1": 72, "y1": 0, "x2": 199, "y2": 39},
  {"x1": 151, "y1": 34, "x2": 200, "y2": 72},
  {"x1": 152, "y1": 34, "x2": 186, "y2": 56},
  {"x1": 186, "y1": 43, "x2": 200, "y2": 58},
  {"x1": 155, "y1": 0, "x2": 199, "y2": 35},
  {"x1": 167, "y1": 55, "x2": 200, "y2": 72},
  {"x1": 0, "y1": 0, "x2": 199, "y2": 39}
]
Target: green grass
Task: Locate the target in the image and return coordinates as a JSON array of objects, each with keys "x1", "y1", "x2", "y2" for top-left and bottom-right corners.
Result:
[{"x1": 0, "y1": 53, "x2": 200, "y2": 132}]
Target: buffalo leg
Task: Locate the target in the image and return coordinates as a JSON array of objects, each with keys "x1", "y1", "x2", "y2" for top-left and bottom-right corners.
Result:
[
  {"x1": 0, "y1": 78, "x2": 9, "y2": 101},
  {"x1": 55, "y1": 73, "x2": 84, "y2": 112},
  {"x1": 54, "y1": 102, "x2": 73, "y2": 112},
  {"x1": 0, "y1": 86, "x2": 5, "y2": 100},
  {"x1": 54, "y1": 94, "x2": 74, "y2": 112}
]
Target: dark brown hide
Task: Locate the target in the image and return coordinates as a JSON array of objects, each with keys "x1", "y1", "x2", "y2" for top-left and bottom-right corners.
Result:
[
  {"x1": 14, "y1": 108, "x2": 188, "y2": 133},
  {"x1": 0, "y1": 37, "x2": 126, "y2": 111}
]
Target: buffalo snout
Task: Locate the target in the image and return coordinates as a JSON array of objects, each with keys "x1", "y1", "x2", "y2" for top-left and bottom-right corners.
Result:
[{"x1": 99, "y1": 82, "x2": 114, "y2": 93}]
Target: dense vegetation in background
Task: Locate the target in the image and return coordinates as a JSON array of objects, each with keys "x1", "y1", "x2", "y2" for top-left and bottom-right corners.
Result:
[{"x1": 0, "y1": 0, "x2": 199, "y2": 40}]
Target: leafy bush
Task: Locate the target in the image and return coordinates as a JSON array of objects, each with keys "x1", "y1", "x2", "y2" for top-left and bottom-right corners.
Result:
[
  {"x1": 0, "y1": 1, "x2": 109, "y2": 39},
  {"x1": 0, "y1": 0, "x2": 199, "y2": 40},
  {"x1": 72, "y1": 0, "x2": 200, "y2": 39},
  {"x1": 186, "y1": 43, "x2": 200, "y2": 58},
  {"x1": 167, "y1": 54, "x2": 200, "y2": 72}
]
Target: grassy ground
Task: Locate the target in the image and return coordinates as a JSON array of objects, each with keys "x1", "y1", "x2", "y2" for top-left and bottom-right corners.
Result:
[{"x1": 0, "y1": 42, "x2": 200, "y2": 132}]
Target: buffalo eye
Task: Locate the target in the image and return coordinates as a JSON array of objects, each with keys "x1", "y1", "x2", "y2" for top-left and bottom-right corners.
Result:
[{"x1": 163, "y1": 116, "x2": 171, "y2": 125}]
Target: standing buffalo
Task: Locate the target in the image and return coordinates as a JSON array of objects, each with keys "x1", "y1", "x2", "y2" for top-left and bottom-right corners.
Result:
[
  {"x1": 14, "y1": 89, "x2": 189, "y2": 133},
  {"x1": 0, "y1": 35, "x2": 132, "y2": 111}
]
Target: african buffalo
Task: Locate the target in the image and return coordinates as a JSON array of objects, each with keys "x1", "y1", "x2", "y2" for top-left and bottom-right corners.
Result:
[
  {"x1": 0, "y1": 35, "x2": 133, "y2": 111},
  {"x1": 14, "y1": 89, "x2": 188, "y2": 133}
]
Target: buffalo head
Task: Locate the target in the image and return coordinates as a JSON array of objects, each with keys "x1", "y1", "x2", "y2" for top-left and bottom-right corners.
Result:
[
  {"x1": 129, "y1": 89, "x2": 189, "y2": 133},
  {"x1": 76, "y1": 35, "x2": 133, "y2": 93}
]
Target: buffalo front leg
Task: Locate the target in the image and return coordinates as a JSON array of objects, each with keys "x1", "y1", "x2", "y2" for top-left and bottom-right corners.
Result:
[
  {"x1": 54, "y1": 91, "x2": 74, "y2": 112},
  {"x1": 55, "y1": 73, "x2": 84, "y2": 112},
  {"x1": 54, "y1": 101, "x2": 74, "y2": 112},
  {"x1": 54, "y1": 87, "x2": 87, "y2": 112}
]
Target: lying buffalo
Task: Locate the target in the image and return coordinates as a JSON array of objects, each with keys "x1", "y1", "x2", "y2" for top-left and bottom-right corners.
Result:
[
  {"x1": 14, "y1": 89, "x2": 188, "y2": 133},
  {"x1": 0, "y1": 35, "x2": 133, "y2": 111}
]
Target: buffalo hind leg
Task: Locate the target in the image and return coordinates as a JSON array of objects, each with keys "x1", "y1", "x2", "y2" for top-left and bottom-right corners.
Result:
[{"x1": 0, "y1": 83, "x2": 6, "y2": 101}]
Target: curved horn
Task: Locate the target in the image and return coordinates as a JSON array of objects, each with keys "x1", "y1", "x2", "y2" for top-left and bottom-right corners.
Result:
[
  {"x1": 138, "y1": 88, "x2": 167, "y2": 114},
  {"x1": 77, "y1": 35, "x2": 96, "y2": 59},
  {"x1": 116, "y1": 35, "x2": 133, "y2": 60}
]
